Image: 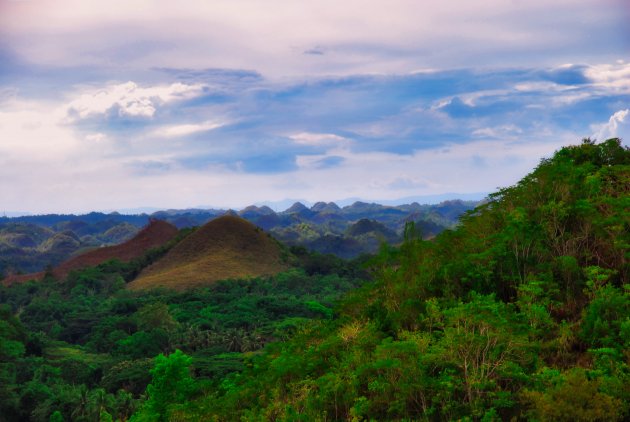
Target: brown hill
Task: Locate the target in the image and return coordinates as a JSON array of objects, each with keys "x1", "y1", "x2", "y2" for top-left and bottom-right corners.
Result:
[
  {"x1": 127, "y1": 215, "x2": 288, "y2": 291},
  {"x1": 1, "y1": 219, "x2": 178, "y2": 286}
]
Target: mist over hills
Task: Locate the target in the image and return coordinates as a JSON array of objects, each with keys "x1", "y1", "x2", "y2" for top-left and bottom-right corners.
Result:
[{"x1": 0, "y1": 199, "x2": 478, "y2": 276}]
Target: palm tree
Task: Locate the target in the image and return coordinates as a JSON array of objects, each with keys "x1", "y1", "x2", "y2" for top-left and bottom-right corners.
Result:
[
  {"x1": 71, "y1": 385, "x2": 90, "y2": 421},
  {"x1": 113, "y1": 389, "x2": 136, "y2": 421},
  {"x1": 87, "y1": 388, "x2": 114, "y2": 421}
]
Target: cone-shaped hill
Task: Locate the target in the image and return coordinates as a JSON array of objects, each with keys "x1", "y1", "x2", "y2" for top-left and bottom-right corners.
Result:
[
  {"x1": 127, "y1": 215, "x2": 288, "y2": 291},
  {"x1": 1, "y1": 219, "x2": 178, "y2": 285}
]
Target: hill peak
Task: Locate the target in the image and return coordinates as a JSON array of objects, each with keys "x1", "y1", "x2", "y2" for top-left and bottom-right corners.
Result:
[
  {"x1": 127, "y1": 215, "x2": 287, "y2": 291},
  {"x1": 311, "y1": 202, "x2": 341, "y2": 212},
  {"x1": 239, "y1": 205, "x2": 276, "y2": 216},
  {"x1": 283, "y1": 202, "x2": 308, "y2": 213}
]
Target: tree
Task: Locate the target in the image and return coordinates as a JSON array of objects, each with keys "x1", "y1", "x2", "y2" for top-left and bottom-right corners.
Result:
[{"x1": 131, "y1": 350, "x2": 196, "y2": 421}]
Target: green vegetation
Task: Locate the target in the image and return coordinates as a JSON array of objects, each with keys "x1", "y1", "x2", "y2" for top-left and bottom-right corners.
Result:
[
  {"x1": 0, "y1": 219, "x2": 144, "y2": 277},
  {"x1": 152, "y1": 138, "x2": 627, "y2": 420},
  {"x1": 0, "y1": 138, "x2": 628, "y2": 421},
  {"x1": 0, "y1": 237, "x2": 366, "y2": 421}
]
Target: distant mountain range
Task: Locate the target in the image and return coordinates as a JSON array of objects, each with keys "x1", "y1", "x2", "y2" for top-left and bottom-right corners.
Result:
[{"x1": 0, "y1": 199, "x2": 479, "y2": 276}]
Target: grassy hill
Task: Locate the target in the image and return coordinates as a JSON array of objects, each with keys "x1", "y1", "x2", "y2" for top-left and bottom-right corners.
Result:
[
  {"x1": 2, "y1": 219, "x2": 178, "y2": 285},
  {"x1": 127, "y1": 215, "x2": 288, "y2": 291}
]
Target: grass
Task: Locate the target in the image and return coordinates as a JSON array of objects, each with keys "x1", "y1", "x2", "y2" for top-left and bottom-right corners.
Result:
[{"x1": 127, "y1": 215, "x2": 288, "y2": 291}]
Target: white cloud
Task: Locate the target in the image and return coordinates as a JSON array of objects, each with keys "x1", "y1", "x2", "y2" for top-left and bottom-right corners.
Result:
[
  {"x1": 1, "y1": 0, "x2": 622, "y2": 77},
  {"x1": 584, "y1": 63, "x2": 630, "y2": 94},
  {"x1": 513, "y1": 81, "x2": 572, "y2": 92},
  {"x1": 65, "y1": 81, "x2": 205, "y2": 121},
  {"x1": 85, "y1": 132, "x2": 108, "y2": 143},
  {"x1": 0, "y1": 100, "x2": 78, "y2": 160},
  {"x1": 592, "y1": 109, "x2": 629, "y2": 140},
  {"x1": 152, "y1": 121, "x2": 226, "y2": 138},
  {"x1": 0, "y1": 93, "x2": 575, "y2": 214},
  {"x1": 289, "y1": 132, "x2": 350, "y2": 147},
  {"x1": 472, "y1": 125, "x2": 523, "y2": 139},
  {"x1": 432, "y1": 89, "x2": 510, "y2": 109}
]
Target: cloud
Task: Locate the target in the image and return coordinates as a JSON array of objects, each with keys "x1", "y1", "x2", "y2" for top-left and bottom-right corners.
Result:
[
  {"x1": 304, "y1": 48, "x2": 325, "y2": 56},
  {"x1": 285, "y1": 137, "x2": 571, "y2": 203},
  {"x1": 289, "y1": 132, "x2": 350, "y2": 147},
  {"x1": 85, "y1": 132, "x2": 107, "y2": 143},
  {"x1": 296, "y1": 153, "x2": 346, "y2": 170},
  {"x1": 472, "y1": 125, "x2": 523, "y2": 139},
  {"x1": 513, "y1": 81, "x2": 571, "y2": 93},
  {"x1": 592, "y1": 109, "x2": 629, "y2": 140},
  {"x1": 1, "y1": 0, "x2": 626, "y2": 77},
  {"x1": 152, "y1": 121, "x2": 226, "y2": 138},
  {"x1": 0, "y1": 99, "x2": 78, "y2": 160},
  {"x1": 1, "y1": 59, "x2": 629, "y2": 213},
  {"x1": 584, "y1": 62, "x2": 630, "y2": 94},
  {"x1": 65, "y1": 81, "x2": 205, "y2": 121}
]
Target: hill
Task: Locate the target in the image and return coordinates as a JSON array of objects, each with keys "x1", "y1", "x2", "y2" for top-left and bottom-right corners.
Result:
[
  {"x1": 1, "y1": 219, "x2": 178, "y2": 285},
  {"x1": 127, "y1": 215, "x2": 288, "y2": 291},
  {"x1": 156, "y1": 138, "x2": 630, "y2": 421},
  {"x1": 0, "y1": 219, "x2": 145, "y2": 276},
  {"x1": 0, "y1": 200, "x2": 478, "y2": 275}
]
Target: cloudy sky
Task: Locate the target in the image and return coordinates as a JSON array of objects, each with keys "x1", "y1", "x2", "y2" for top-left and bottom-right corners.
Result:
[{"x1": 0, "y1": 0, "x2": 628, "y2": 214}]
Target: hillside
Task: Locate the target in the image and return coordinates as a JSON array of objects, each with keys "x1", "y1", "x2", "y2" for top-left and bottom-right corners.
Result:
[
  {"x1": 127, "y1": 215, "x2": 288, "y2": 291},
  {"x1": 0, "y1": 238, "x2": 366, "y2": 421},
  {"x1": 154, "y1": 139, "x2": 630, "y2": 421},
  {"x1": 1, "y1": 219, "x2": 178, "y2": 285},
  {"x1": 0, "y1": 218, "x2": 145, "y2": 277}
]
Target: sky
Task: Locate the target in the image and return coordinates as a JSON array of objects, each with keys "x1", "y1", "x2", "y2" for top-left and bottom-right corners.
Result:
[{"x1": 0, "y1": 0, "x2": 629, "y2": 214}]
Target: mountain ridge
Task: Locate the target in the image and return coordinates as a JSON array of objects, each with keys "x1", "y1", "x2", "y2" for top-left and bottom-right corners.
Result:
[{"x1": 0, "y1": 199, "x2": 479, "y2": 276}]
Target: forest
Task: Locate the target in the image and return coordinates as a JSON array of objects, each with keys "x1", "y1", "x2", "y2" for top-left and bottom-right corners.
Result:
[{"x1": 1, "y1": 138, "x2": 628, "y2": 421}]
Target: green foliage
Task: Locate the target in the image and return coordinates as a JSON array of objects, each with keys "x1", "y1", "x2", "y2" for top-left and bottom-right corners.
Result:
[
  {"x1": 523, "y1": 368, "x2": 623, "y2": 421},
  {"x1": 158, "y1": 139, "x2": 630, "y2": 420},
  {"x1": 580, "y1": 283, "x2": 630, "y2": 348},
  {"x1": 136, "y1": 302, "x2": 178, "y2": 331},
  {"x1": 0, "y1": 237, "x2": 365, "y2": 421},
  {"x1": 132, "y1": 350, "x2": 197, "y2": 421},
  {"x1": 0, "y1": 139, "x2": 628, "y2": 421},
  {"x1": 48, "y1": 411, "x2": 63, "y2": 422}
]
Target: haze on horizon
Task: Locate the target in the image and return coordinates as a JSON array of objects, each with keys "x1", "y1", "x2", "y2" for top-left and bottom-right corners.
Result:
[{"x1": 0, "y1": 0, "x2": 629, "y2": 214}]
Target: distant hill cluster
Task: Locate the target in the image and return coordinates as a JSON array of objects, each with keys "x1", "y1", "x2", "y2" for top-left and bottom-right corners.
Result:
[{"x1": 0, "y1": 199, "x2": 478, "y2": 277}]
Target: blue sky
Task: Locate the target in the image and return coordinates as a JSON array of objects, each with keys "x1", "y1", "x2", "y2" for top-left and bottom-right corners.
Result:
[{"x1": 0, "y1": 0, "x2": 628, "y2": 214}]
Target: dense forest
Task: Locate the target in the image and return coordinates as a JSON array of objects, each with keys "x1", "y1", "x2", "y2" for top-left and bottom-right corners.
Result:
[{"x1": 1, "y1": 138, "x2": 628, "y2": 421}]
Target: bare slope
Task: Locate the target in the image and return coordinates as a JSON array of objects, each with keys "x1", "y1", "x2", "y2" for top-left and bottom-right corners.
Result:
[
  {"x1": 1, "y1": 219, "x2": 178, "y2": 285},
  {"x1": 127, "y1": 215, "x2": 287, "y2": 291}
]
